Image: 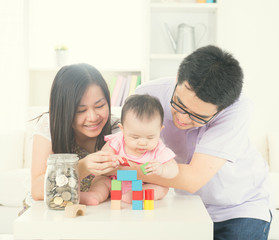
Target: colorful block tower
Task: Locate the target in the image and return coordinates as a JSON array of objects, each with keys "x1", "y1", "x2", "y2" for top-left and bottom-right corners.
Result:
[
  {"x1": 111, "y1": 179, "x2": 122, "y2": 210},
  {"x1": 110, "y1": 170, "x2": 154, "y2": 210}
]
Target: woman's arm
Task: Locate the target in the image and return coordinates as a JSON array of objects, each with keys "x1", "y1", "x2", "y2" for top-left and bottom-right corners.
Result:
[
  {"x1": 132, "y1": 153, "x2": 226, "y2": 193},
  {"x1": 31, "y1": 135, "x2": 52, "y2": 200},
  {"x1": 78, "y1": 150, "x2": 119, "y2": 179}
]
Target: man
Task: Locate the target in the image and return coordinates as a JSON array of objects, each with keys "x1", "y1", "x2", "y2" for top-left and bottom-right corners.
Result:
[{"x1": 135, "y1": 45, "x2": 271, "y2": 239}]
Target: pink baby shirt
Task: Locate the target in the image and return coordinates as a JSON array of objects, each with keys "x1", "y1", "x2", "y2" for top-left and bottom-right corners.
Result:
[{"x1": 104, "y1": 131, "x2": 175, "y2": 164}]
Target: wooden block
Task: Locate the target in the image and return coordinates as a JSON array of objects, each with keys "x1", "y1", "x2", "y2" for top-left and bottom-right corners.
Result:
[
  {"x1": 119, "y1": 157, "x2": 130, "y2": 166},
  {"x1": 144, "y1": 189, "x2": 154, "y2": 200},
  {"x1": 140, "y1": 162, "x2": 149, "y2": 175},
  {"x1": 111, "y1": 190, "x2": 122, "y2": 200},
  {"x1": 117, "y1": 170, "x2": 137, "y2": 181},
  {"x1": 132, "y1": 190, "x2": 143, "y2": 200},
  {"x1": 111, "y1": 200, "x2": 121, "y2": 210},
  {"x1": 132, "y1": 180, "x2": 142, "y2": 191},
  {"x1": 111, "y1": 180, "x2": 122, "y2": 190},
  {"x1": 144, "y1": 200, "x2": 154, "y2": 210},
  {"x1": 64, "y1": 204, "x2": 86, "y2": 218},
  {"x1": 132, "y1": 200, "x2": 143, "y2": 210}
]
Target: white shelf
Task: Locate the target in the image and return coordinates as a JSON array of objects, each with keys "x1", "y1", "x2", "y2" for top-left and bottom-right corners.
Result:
[
  {"x1": 151, "y1": 2, "x2": 218, "y2": 12},
  {"x1": 29, "y1": 67, "x2": 141, "y2": 73},
  {"x1": 150, "y1": 54, "x2": 186, "y2": 60},
  {"x1": 146, "y1": 0, "x2": 218, "y2": 81}
]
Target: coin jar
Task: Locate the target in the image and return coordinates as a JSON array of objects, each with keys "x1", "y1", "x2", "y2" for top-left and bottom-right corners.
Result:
[{"x1": 44, "y1": 154, "x2": 79, "y2": 210}]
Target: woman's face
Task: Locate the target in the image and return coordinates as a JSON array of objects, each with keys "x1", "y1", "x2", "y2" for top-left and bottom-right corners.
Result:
[{"x1": 72, "y1": 84, "x2": 109, "y2": 141}]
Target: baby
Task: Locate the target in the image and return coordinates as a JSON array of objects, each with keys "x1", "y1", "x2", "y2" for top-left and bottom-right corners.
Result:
[{"x1": 84, "y1": 94, "x2": 178, "y2": 205}]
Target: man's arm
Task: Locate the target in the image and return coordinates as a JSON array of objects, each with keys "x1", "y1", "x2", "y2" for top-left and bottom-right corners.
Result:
[{"x1": 137, "y1": 153, "x2": 226, "y2": 193}]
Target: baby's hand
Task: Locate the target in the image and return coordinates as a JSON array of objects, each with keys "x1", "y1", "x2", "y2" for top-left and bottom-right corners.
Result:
[{"x1": 144, "y1": 161, "x2": 165, "y2": 176}]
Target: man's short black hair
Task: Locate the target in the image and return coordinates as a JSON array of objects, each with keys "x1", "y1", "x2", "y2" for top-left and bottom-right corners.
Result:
[{"x1": 177, "y1": 45, "x2": 243, "y2": 111}]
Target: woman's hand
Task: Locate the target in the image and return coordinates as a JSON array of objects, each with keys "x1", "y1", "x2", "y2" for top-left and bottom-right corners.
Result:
[{"x1": 78, "y1": 151, "x2": 120, "y2": 179}]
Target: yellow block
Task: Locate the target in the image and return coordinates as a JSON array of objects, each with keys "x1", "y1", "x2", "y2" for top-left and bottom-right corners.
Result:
[{"x1": 144, "y1": 200, "x2": 154, "y2": 210}]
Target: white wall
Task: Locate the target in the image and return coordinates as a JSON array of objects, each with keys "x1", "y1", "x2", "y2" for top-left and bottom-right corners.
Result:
[
  {"x1": 217, "y1": 0, "x2": 279, "y2": 158},
  {"x1": 0, "y1": 0, "x2": 28, "y2": 131},
  {"x1": 29, "y1": 0, "x2": 145, "y2": 70}
]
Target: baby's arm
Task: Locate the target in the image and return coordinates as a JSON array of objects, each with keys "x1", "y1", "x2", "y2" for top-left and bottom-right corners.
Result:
[
  {"x1": 101, "y1": 142, "x2": 125, "y2": 169},
  {"x1": 144, "y1": 159, "x2": 178, "y2": 179},
  {"x1": 101, "y1": 141, "x2": 116, "y2": 154}
]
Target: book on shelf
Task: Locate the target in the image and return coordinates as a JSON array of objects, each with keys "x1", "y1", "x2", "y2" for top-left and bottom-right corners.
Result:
[
  {"x1": 110, "y1": 75, "x2": 124, "y2": 106},
  {"x1": 109, "y1": 73, "x2": 141, "y2": 107},
  {"x1": 128, "y1": 75, "x2": 138, "y2": 97},
  {"x1": 136, "y1": 75, "x2": 141, "y2": 88},
  {"x1": 107, "y1": 75, "x2": 117, "y2": 96},
  {"x1": 120, "y1": 75, "x2": 132, "y2": 106},
  {"x1": 115, "y1": 75, "x2": 128, "y2": 107}
]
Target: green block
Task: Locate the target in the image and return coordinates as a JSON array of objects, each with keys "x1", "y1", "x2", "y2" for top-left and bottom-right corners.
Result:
[
  {"x1": 140, "y1": 162, "x2": 149, "y2": 175},
  {"x1": 111, "y1": 180, "x2": 122, "y2": 190}
]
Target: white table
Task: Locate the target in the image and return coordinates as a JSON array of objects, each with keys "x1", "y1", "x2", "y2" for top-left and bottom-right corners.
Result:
[{"x1": 14, "y1": 194, "x2": 213, "y2": 240}]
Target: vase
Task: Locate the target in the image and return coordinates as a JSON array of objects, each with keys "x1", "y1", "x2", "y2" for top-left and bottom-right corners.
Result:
[{"x1": 55, "y1": 50, "x2": 68, "y2": 67}]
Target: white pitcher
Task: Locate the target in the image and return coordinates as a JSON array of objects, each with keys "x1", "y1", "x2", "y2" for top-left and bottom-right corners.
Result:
[{"x1": 164, "y1": 22, "x2": 207, "y2": 54}]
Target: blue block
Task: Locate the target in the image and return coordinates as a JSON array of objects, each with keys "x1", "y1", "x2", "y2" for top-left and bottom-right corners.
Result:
[
  {"x1": 117, "y1": 170, "x2": 137, "y2": 181},
  {"x1": 132, "y1": 180, "x2": 142, "y2": 191},
  {"x1": 132, "y1": 200, "x2": 143, "y2": 210}
]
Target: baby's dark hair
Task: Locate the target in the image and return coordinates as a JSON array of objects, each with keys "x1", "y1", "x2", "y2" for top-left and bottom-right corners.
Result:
[{"x1": 121, "y1": 94, "x2": 164, "y2": 126}]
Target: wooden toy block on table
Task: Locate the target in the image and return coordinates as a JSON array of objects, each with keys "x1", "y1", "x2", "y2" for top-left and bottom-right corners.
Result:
[
  {"x1": 144, "y1": 189, "x2": 154, "y2": 200},
  {"x1": 144, "y1": 189, "x2": 154, "y2": 210},
  {"x1": 64, "y1": 204, "x2": 86, "y2": 218},
  {"x1": 144, "y1": 200, "x2": 154, "y2": 210},
  {"x1": 132, "y1": 180, "x2": 142, "y2": 191},
  {"x1": 111, "y1": 190, "x2": 122, "y2": 200},
  {"x1": 117, "y1": 169, "x2": 137, "y2": 181},
  {"x1": 110, "y1": 170, "x2": 154, "y2": 210},
  {"x1": 111, "y1": 200, "x2": 121, "y2": 210},
  {"x1": 132, "y1": 191, "x2": 143, "y2": 200},
  {"x1": 132, "y1": 200, "x2": 143, "y2": 210},
  {"x1": 111, "y1": 180, "x2": 122, "y2": 190}
]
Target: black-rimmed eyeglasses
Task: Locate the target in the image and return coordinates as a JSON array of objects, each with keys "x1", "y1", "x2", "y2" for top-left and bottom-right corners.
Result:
[{"x1": 170, "y1": 84, "x2": 218, "y2": 125}]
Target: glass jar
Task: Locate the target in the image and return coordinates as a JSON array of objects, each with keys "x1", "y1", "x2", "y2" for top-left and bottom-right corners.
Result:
[{"x1": 44, "y1": 154, "x2": 79, "y2": 210}]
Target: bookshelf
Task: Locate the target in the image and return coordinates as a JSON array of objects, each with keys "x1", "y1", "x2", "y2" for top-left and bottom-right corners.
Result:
[
  {"x1": 28, "y1": 68, "x2": 141, "y2": 107},
  {"x1": 144, "y1": 0, "x2": 218, "y2": 81}
]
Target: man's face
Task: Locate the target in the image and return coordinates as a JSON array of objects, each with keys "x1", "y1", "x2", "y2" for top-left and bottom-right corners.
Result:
[{"x1": 170, "y1": 82, "x2": 218, "y2": 130}]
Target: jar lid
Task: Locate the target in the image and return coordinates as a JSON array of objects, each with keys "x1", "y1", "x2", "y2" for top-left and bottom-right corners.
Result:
[{"x1": 47, "y1": 154, "x2": 79, "y2": 164}]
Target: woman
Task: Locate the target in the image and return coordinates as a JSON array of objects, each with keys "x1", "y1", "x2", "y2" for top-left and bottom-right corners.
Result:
[{"x1": 29, "y1": 63, "x2": 119, "y2": 207}]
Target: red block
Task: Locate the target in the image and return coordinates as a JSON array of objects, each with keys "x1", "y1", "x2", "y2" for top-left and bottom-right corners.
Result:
[
  {"x1": 132, "y1": 190, "x2": 143, "y2": 200},
  {"x1": 119, "y1": 157, "x2": 130, "y2": 166},
  {"x1": 144, "y1": 189, "x2": 154, "y2": 200},
  {"x1": 111, "y1": 190, "x2": 122, "y2": 200}
]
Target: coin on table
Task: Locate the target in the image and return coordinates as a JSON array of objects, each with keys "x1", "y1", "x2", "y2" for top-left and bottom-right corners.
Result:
[
  {"x1": 55, "y1": 175, "x2": 68, "y2": 187},
  {"x1": 61, "y1": 191, "x2": 72, "y2": 201},
  {"x1": 53, "y1": 196, "x2": 63, "y2": 205}
]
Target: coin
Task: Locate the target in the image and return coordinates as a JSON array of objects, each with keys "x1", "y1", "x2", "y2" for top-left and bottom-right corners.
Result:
[
  {"x1": 55, "y1": 175, "x2": 68, "y2": 187},
  {"x1": 61, "y1": 191, "x2": 72, "y2": 201},
  {"x1": 53, "y1": 196, "x2": 63, "y2": 205},
  {"x1": 68, "y1": 177, "x2": 77, "y2": 188},
  {"x1": 66, "y1": 201, "x2": 73, "y2": 206}
]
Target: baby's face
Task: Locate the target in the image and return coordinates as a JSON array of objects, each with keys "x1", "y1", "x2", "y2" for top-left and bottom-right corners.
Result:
[{"x1": 121, "y1": 111, "x2": 162, "y2": 157}]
